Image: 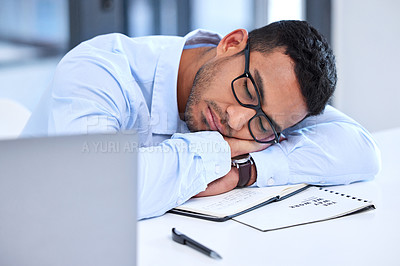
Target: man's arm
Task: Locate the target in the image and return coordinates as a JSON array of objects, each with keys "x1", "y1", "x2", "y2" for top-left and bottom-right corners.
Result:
[
  {"x1": 197, "y1": 105, "x2": 381, "y2": 196},
  {"x1": 42, "y1": 44, "x2": 260, "y2": 219},
  {"x1": 195, "y1": 138, "x2": 264, "y2": 197},
  {"x1": 251, "y1": 105, "x2": 381, "y2": 187},
  {"x1": 138, "y1": 133, "x2": 270, "y2": 217},
  {"x1": 137, "y1": 132, "x2": 232, "y2": 219}
]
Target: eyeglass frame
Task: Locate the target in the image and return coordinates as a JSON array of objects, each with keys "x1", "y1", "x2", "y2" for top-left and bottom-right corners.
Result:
[{"x1": 230, "y1": 42, "x2": 281, "y2": 144}]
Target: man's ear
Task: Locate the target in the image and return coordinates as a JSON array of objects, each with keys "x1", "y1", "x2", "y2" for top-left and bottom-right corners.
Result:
[{"x1": 216, "y1": 29, "x2": 248, "y2": 57}]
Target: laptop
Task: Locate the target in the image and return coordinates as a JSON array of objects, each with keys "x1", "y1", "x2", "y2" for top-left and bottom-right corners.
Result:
[{"x1": 0, "y1": 133, "x2": 138, "y2": 266}]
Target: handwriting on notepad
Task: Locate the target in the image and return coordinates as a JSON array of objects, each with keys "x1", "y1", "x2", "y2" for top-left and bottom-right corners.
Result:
[
  {"x1": 200, "y1": 190, "x2": 260, "y2": 211},
  {"x1": 289, "y1": 196, "x2": 337, "y2": 209}
]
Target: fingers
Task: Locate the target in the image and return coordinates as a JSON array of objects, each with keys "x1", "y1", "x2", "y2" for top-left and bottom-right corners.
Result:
[
  {"x1": 224, "y1": 136, "x2": 271, "y2": 158},
  {"x1": 195, "y1": 161, "x2": 258, "y2": 198},
  {"x1": 195, "y1": 168, "x2": 239, "y2": 197}
]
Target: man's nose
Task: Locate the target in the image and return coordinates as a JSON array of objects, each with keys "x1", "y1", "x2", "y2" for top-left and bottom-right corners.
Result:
[{"x1": 226, "y1": 105, "x2": 256, "y2": 132}]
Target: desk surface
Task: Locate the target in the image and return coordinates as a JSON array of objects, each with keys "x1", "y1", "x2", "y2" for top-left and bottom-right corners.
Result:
[{"x1": 138, "y1": 128, "x2": 400, "y2": 266}]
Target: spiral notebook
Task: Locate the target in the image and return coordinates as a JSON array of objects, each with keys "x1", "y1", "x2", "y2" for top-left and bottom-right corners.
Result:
[{"x1": 232, "y1": 186, "x2": 375, "y2": 231}]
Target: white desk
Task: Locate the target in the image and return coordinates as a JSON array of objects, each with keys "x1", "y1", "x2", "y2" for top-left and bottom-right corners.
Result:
[{"x1": 138, "y1": 128, "x2": 400, "y2": 266}]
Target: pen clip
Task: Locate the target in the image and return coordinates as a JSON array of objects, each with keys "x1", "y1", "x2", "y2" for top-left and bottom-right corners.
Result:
[{"x1": 172, "y1": 228, "x2": 186, "y2": 244}]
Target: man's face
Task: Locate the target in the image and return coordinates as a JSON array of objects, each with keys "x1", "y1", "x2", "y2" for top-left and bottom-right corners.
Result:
[{"x1": 184, "y1": 48, "x2": 308, "y2": 141}]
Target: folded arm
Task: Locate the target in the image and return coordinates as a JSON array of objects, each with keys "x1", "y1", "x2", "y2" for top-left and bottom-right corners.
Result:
[
  {"x1": 40, "y1": 49, "x2": 235, "y2": 219},
  {"x1": 252, "y1": 105, "x2": 381, "y2": 187}
]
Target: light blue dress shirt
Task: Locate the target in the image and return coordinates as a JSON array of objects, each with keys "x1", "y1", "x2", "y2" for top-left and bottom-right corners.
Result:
[{"x1": 23, "y1": 30, "x2": 381, "y2": 219}]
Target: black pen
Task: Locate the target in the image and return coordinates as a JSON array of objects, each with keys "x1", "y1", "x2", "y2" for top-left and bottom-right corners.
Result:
[{"x1": 171, "y1": 228, "x2": 222, "y2": 259}]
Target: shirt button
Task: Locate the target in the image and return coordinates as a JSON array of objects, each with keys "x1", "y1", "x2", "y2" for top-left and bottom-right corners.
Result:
[
  {"x1": 215, "y1": 164, "x2": 221, "y2": 174},
  {"x1": 176, "y1": 198, "x2": 184, "y2": 205},
  {"x1": 267, "y1": 177, "x2": 275, "y2": 186}
]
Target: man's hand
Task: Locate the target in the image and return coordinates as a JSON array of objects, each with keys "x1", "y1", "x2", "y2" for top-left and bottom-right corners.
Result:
[
  {"x1": 195, "y1": 163, "x2": 257, "y2": 197},
  {"x1": 223, "y1": 136, "x2": 271, "y2": 158},
  {"x1": 195, "y1": 136, "x2": 271, "y2": 197}
]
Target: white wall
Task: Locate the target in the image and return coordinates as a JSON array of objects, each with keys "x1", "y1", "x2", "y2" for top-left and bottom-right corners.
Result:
[
  {"x1": 0, "y1": 58, "x2": 58, "y2": 112},
  {"x1": 333, "y1": 0, "x2": 400, "y2": 133}
]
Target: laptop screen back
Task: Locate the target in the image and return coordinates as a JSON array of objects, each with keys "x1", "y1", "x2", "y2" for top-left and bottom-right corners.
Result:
[{"x1": 0, "y1": 133, "x2": 137, "y2": 266}]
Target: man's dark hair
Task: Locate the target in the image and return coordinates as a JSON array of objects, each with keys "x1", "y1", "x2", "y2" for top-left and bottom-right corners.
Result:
[{"x1": 248, "y1": 20, "x2": 337, "y2": 116}]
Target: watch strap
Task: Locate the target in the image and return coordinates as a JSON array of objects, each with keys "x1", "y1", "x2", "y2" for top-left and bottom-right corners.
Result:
[{"x1": 235, "y1": 158, "x2": 253, "y2": 188}]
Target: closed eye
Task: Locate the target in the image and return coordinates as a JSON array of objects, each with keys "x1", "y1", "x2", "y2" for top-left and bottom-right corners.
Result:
[
  {"x1": 258, "y1": 117, "x2": 268, "y2": 133},
  {"x1": 245, "y1": 83, "x2": 254, "y2": 100}
]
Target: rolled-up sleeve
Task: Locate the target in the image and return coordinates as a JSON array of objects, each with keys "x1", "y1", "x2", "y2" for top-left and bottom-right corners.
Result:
[{"x1": 251, "y1": 105, "x2": 381, "y2": 187}]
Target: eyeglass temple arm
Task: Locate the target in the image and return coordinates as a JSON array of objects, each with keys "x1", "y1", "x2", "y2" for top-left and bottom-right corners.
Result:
[{"x1": 244, "y1": 43, "x2": 250, "y2": 74}]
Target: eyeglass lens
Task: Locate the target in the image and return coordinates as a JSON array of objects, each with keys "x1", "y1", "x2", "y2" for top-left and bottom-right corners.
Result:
[{"x1": 232, "y1": 76, "x2": 276, "y2": 142}]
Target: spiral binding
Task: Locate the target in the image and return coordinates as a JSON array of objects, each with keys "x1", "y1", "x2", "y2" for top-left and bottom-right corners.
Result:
[{"x1": 318, "y1": 187, "x2": 370, "y2": 203}]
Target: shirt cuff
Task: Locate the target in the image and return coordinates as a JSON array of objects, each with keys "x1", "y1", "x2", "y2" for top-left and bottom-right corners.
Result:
[
  {"x1": 171, "y1": 131, "x2": 231, "y2": 183},
  {"x1": 251, "y1": 143, "x2": 290, "y2": 187}
]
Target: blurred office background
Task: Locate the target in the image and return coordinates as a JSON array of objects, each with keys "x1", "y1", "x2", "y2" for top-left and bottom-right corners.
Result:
[{"x1": 0, "y1": 0, "x2": 398, "y2": 139}]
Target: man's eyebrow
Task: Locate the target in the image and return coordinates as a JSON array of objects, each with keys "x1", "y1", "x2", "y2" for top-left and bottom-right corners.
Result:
[{"x1": 254, "y1": 69, "x2": 265, "y2": 106}]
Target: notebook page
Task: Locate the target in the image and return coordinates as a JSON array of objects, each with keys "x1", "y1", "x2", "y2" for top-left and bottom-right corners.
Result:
[
  {"x1": 174, "y1": 185, "x2": 300, "y2": 218},
  {"x1": 233, "y1": 186, "x2": 374, "y2": 231}
]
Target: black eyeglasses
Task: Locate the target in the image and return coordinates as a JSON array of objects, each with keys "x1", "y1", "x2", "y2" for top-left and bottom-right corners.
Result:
[{"x1": 231, "y1": 43, "x2": 281, "y2": 144}]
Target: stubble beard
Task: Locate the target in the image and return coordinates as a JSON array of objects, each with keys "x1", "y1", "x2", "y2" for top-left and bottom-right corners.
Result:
[
  {"x1": 184, "y1": 56, "x2": 232, "y2": 133},
  {"x1": 184, "y1": 62, "x2": 213, "y2": 132}
]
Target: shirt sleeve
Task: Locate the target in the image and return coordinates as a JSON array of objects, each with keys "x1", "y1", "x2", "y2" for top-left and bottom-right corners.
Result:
[
  {"x1": 251, "y1": 105, "x2": 381, "y2": 187},
  {"x1": 45, "y1": 40, "x2": 232, "y2": 220},
  {"x1": 138, "y1": 131, "x2": 231, "y2": 219}
]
